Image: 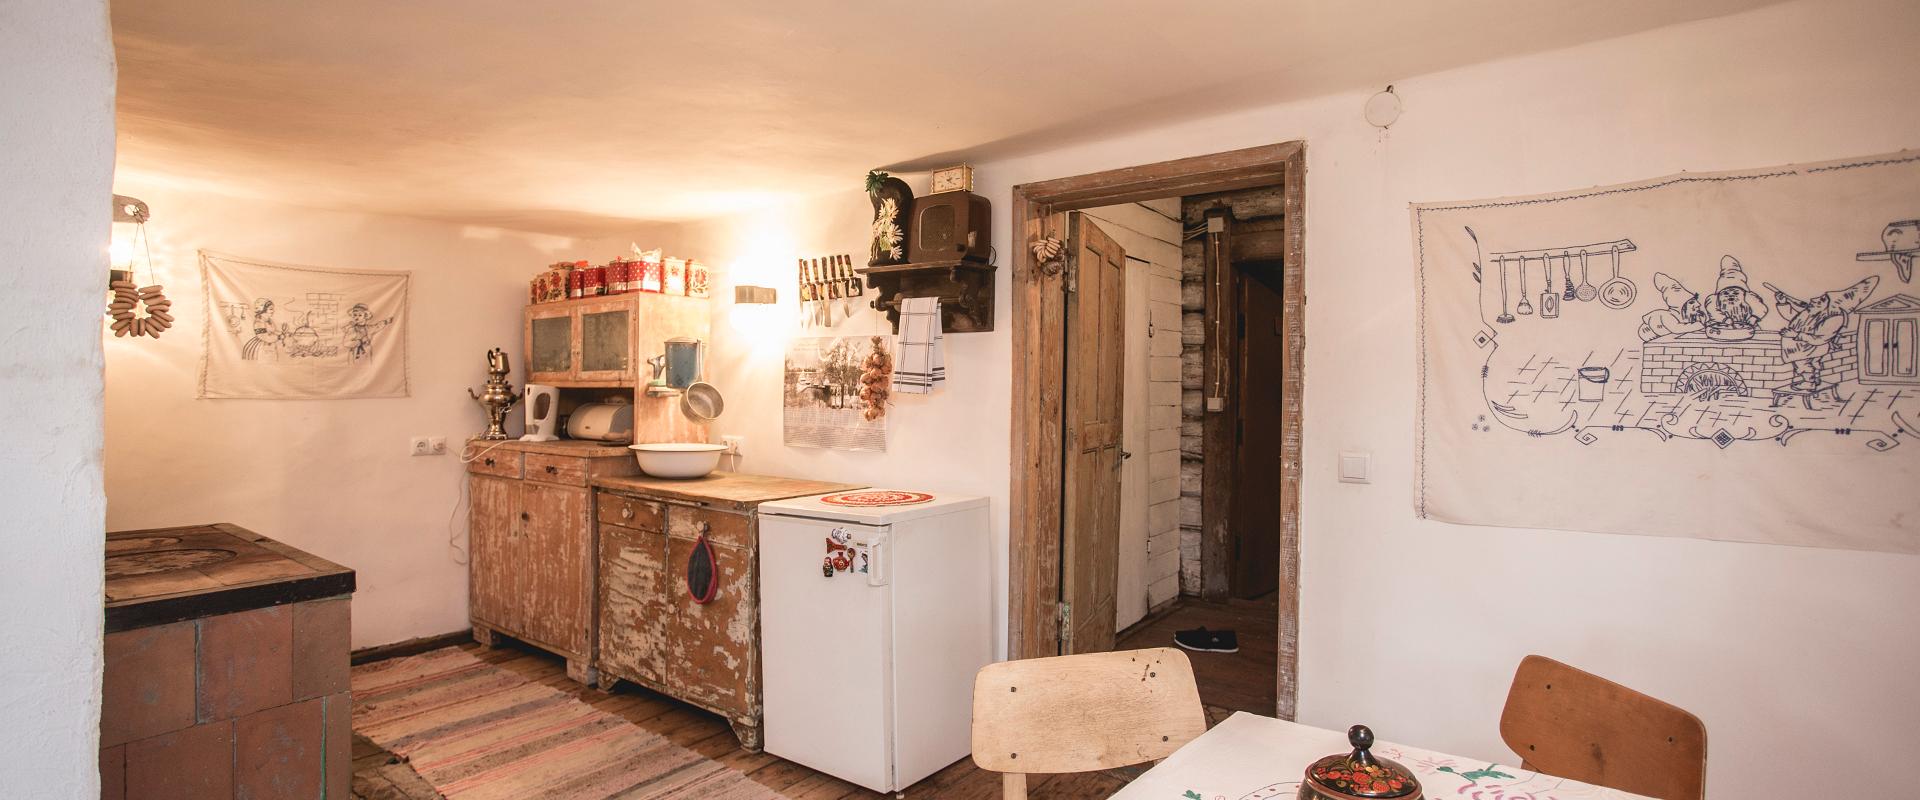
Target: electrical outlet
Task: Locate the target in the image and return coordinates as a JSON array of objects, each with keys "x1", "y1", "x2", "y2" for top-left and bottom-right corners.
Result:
[
  {"x1": 409, "y1": 436, "x2": 431, "y2": 456},
  {"x1": 428, "y1": 436, "x2": 447, "y2": 455},
  {"x1": 720, "y1": 435, "x2": 744, "y2": 456}
]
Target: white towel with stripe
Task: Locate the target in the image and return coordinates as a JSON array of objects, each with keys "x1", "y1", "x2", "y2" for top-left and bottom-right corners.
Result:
[{"x1": 892, "y1": 296, "x2": 945, "y2": 394}]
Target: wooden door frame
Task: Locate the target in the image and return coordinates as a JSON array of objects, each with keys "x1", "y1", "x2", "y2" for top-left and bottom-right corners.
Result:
[{"x1": 1007, "y1": 141, "x2": 1306, "y2": 719}]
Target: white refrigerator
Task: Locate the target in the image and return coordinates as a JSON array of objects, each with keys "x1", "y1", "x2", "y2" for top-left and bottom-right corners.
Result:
[{"x1": 757, "y1": 490, "x2": 992, "y2": 793}]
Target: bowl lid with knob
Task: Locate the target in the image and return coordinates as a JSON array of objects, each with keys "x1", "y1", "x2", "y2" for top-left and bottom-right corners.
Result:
[{"x1": 1298, "y1": 725, "x2": 1422, "y2": 800}]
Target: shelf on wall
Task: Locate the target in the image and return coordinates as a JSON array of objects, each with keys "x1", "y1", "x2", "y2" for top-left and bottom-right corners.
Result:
[{"x1": 854, "y1": 259, "x2": 996, "y2": 334}]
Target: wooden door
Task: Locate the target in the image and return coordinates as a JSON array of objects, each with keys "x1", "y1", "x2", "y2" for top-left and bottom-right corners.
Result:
[
  {"x1": 665, "y1": 525, "x2": 756, "y2": 716},
  {"x1": 516, "y1": 481, "x2": 590, "y2": 656},
  {"x1": 598, "y1": 521, "x2": 670, "y2": 685},
  {"x1": 1061, "y1": 212, "x2": 1126, "y2": 655},
  {"x1": 1232, "y1": 270, "x2": 1285, "y2": 599},
  {"x1": 468, "y1": 475, "x2": 518, "y2": 635}
]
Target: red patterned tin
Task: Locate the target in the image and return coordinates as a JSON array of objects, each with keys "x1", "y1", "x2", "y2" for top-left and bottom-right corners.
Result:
[
  {"x1": 607, "y1": 259, "x2": 631, "y2": 294},
  {"x1": 635, "y1": 257, "x2": 663, "y2": 293}
]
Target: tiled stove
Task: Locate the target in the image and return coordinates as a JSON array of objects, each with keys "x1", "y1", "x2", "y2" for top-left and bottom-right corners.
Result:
[{"x1": 101, "y1": 523, "x2": 354, "y2": 800}]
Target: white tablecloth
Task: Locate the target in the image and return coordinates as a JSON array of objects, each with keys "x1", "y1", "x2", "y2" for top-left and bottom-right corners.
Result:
[{"x1": 1111, "y1": 712, "x2": 1652, "y2": 800}]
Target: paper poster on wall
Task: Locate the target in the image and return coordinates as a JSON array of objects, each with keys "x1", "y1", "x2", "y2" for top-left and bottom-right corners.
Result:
[
  {"x1": 1414, "y1": 150, "x2": 1920, "y2": 554},
  {"x1": 199, "y1": 251, "x2": 410, "y2": 399},
  {"x1": 783, "y1": 335, "x2": 888, "y2": 452}
]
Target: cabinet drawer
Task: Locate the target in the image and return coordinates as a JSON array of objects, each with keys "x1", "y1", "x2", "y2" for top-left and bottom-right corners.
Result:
[
  {"x1": 667, "y1": 506, "x2": 752, "y2": 550},
  {"x1": 525, "y1": 453, "x2": 587, "y2": 486},
  {"x1": 665, "y1": 537, "x2": 756, "y2": 715},
  {"x1": 467, "y1": 450, "x2": 523, "y2": 479},
  {"x1": 597, "y1": 493, "x2": 664, "y2": 530}
]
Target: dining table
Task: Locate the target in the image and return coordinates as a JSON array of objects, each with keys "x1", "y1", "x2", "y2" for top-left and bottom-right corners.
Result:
[{"x1": 1110, "y1": 712, "x2": 1654, "y2": 800}]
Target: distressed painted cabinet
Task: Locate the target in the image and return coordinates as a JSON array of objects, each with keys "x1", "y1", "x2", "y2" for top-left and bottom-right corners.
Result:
[
  {"x1": 592, "y1": 472, "x2": 860, "y2": 751},
  {"x1": 524, "y1": 292, "x2": 710, "y2": 391},
  {"x1": 468, "y1": 439, "x2": 639, "y2": 684}
]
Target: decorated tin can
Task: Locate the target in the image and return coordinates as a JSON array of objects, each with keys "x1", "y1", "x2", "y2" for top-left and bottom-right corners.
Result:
[
  {"x1": 567, "y1": 268, "x2": 585, "y2": 299},
  {"x1": 663, "y1": 257, "x2": 688, "y2": 296},
  {"x1": 1299, "y1": 726, "x2": 1421, "y2": 800},
  {"x1": 607, "y1": 258, "x2": 631, "y2": 294},
  {"x1": 635, "y1": 256, "x2": 663, "y2": 293},
  {"x1": 687, "y1": 259, "x2": 711, "y2": 298}
]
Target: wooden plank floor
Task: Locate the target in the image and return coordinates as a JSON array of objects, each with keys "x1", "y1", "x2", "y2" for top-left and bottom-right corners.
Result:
[
  {"x1": 351, "y1": 640, "x2": 1131, "y2": 799},
  {"x1": 1115, "y1": 595, "x2": 1279, "y2": 718}
]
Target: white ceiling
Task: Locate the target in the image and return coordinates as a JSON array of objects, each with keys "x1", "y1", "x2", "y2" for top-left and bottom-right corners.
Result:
[{"x1": 112, "y1": 0, "x2": 1786, "y2": 236}]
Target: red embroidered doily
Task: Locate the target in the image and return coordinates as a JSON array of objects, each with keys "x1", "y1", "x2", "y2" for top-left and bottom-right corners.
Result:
[{"x1": 819, "y1": 490, "x2": 935, "y2": 507}]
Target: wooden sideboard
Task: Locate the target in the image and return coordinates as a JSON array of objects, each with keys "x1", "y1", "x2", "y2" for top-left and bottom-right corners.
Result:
[
  {"x1": 590, "y1": 472, "x2": 861, "y2": 751},
  {"x1": 466, "y1": 438, "x2": 638, "y2": 684}
]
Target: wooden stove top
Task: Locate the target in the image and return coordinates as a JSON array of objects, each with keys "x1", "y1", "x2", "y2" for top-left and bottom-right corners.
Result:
[{"x1": 105, "y1": 522, "x2": 354, "y2": 633}]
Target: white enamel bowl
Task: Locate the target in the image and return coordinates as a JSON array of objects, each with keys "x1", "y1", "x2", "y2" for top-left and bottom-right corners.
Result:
[{"x1": 630, "y1": 442, "x2": 728, "y2": 479}]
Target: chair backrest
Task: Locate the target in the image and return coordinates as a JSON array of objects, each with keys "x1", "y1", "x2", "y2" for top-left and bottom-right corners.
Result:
[
  {"x1": 972, "y1": 647, "x2": 1206, "y2": 781},
  {"x1": 1499, "y1": 655, "x2": 1707, "y2": 800}
]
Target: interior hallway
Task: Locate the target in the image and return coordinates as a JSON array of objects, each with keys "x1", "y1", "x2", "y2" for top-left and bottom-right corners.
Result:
[{"x1": 1116, "y1": 596, "x2": 1279, "y2": 721}]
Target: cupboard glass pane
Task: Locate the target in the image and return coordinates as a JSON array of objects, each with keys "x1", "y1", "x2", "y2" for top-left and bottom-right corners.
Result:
[
  {"x1": 530, "y1": 315, "x2": 572, "y2": 373},
  {"x1": 582, "y1": 310, "x2": 631, "y2": 373}
]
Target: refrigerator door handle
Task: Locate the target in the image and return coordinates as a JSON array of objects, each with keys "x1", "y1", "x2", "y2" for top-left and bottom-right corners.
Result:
[{"x1": 866, "y1": 531, "x2": 890, "y2": 587}]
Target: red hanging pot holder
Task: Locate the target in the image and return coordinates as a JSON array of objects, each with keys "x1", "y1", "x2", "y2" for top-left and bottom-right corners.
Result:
[{"x1": 686, "y1": 533, "x2": 719, "y2": 605}]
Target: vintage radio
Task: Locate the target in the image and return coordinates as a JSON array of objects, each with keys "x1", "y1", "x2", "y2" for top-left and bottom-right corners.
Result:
[{"x1": 909, "y1": 190, "x2": 991, "y2": 263}]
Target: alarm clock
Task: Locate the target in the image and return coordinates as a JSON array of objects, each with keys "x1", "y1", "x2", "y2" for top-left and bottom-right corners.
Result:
[
  {"x1": 909, "y1": 190, "x2": 992, "y2": 263},
  {"x1": 930, "y1": 164, "x2": 974, "y2": 193}
]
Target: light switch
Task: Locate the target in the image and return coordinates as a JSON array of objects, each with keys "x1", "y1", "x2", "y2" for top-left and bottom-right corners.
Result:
[{"x1": 1338, "y1": 452, "x2": 1370, "y2": 484}]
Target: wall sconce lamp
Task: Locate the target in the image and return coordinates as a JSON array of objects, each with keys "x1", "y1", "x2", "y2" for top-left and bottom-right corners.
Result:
[
  {"x1": 109, "y1": 194, "x2": 151, "y2": 276},
  {"x1": 734, "y1": 285, "x2": 777, "y2": 304}
]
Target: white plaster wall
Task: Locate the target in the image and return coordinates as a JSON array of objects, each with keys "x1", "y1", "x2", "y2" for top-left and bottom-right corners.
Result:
[
  {"x1": 0, "y1": 0, "x2": 114, "y2": 794},
  {"x1": 98, "y1": 180, "x2": 610, "y2": 648},
  {"x1": 684, "y1": 0, "x2": 1920, "y2": 793},
  {"x1": 674, "y1": 193, "x2": 1019, "y2": 654}
]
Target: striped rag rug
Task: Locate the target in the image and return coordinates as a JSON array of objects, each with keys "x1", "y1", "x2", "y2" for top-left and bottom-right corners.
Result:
[{"x1": 352, "y1": 647, "x2": 779, "y2": 799}]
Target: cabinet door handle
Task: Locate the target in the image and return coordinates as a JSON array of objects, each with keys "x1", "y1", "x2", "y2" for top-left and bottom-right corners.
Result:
[
  {"x1": 621, "y1": 506, "x2": 635, "y2": 520},
  {"x1": 484, "y1": 457, "x2": 496, "y2": 467},
  {"x1": 544, "y1": 465, "x2": 559, "y2": 475},
  {"x1": 519, "y1": 511, "x2": 531, "y2": 522}
]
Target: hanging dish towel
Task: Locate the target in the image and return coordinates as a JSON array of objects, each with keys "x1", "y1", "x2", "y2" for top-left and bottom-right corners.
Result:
[{"x1": 893, "y1": 296, "x2": 945, "y2": 394}]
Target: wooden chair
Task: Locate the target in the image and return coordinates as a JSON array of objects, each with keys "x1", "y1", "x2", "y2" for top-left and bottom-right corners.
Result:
[
  {"x1": 972, "y1": 647, "x2": 1206, "y2": 799},
  {"x1": 1499, "y1": 655, "x2": 1707, "y2": 800}
]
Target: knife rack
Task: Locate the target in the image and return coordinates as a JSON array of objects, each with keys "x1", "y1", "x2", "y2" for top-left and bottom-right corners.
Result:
[{"x1": 856, "y1": 259, "x2": 996, "y2": 334}]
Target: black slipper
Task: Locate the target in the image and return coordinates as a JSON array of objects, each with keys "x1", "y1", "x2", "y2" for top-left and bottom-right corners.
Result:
[{"x1": 1174, "y1": 626, "x2": 1239, "y2": 653}]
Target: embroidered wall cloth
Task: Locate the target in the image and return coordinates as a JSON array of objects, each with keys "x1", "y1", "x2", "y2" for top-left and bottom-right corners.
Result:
[
  {"x1": 199, "y1": 251, "x2": 410, "y2": 399},
  {"x1": 1414, "y1": 151, "x2": 1920, "y2": 553}
]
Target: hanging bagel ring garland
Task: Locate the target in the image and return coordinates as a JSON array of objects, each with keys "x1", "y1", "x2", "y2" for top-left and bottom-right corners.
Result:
[
  {"x1": 108, "y1": 279, "x2": 172, "y2": 339},
  {"x1": 108, "y1": 194, "x2": 170, "y2": 339}
]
